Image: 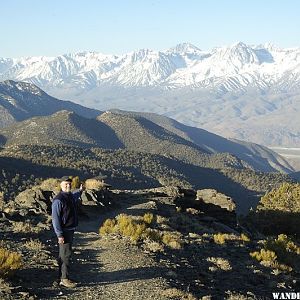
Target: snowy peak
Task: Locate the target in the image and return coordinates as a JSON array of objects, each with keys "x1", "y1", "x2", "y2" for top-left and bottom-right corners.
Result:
[
  {"x1": 212, "y1": 42, "x2": 260, "y2": 67},
  {"x1": 167, "y1": 42, "x2": 202, "y2": 54},
  {"x1": 1, "y1": 80, "x2": 44, "y2": 96}
]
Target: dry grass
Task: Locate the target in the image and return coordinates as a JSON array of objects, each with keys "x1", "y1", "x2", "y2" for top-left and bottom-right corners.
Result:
[
  {"x1": 39, "y1": 178, "x2": 60, "y2": 192},
  {"x1": 0, "y1": 247, "x2": 22, "y2": 278},
  {"x1": 250, "y1": 248, "x2": 292, "y2": 272},
  {"x1": 162, "y1": 288, "x2": 197, "y2": 300},
  {"x1": 85, "y1": 179, "x2": 106, "y2": 190},
  {"x1": 213, "y1": 233, "x2": 250, "y2": 245},
  {"x1": 24, "y1": 239, "x2": 45, "y2": 252},
  {"x1": 143, "y1": 239, "x2": 164, "y2": 253},
  {"x1": 225, "y1": 291, "x2": 251, "y2": 300},
  {"x1": 240, "y1": 233, "x2": 250, "y2": 242},
  {"x1": 143, "y1": 212, "x2": 154, "y2": 225},
  {"x1": 99, "y1": 218, "x2": 117, "y2": 235},
  {"x1": 207, "y1": 256, "x2": 232, "y2": 271},
  {"x1": 11, "y1": 221, "x2": 42, "y2": 234},
  {"x1": 99, "y1": 213, "x2": 184, "y2": 250},
  {"x1": 162, "y1": 232, "x2": 183, "y2": 249}
]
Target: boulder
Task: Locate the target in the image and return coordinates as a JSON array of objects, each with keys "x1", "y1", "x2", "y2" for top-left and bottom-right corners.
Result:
[
  {"x1": 149, "y1": 186, "x2": 196, "y2": 198},
  {"x1": 81, "y1": 189, "x2": 113, "y2": 206},
  {"x1": 175, "y1": 189, "x2": 237, "y2": 229},
  {"x1": 14, "y1": 187, "x2": 54, "y2": 214},
  {"x1": 196, "y1": 189, "x2": 236, "y2": 212}
]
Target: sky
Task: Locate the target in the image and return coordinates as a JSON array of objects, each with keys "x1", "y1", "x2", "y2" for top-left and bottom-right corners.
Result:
[{"x1": 1, "y1": 0, "x2": 300, "y2": 58}]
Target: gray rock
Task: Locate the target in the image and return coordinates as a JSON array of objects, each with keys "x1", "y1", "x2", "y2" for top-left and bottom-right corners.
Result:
[{"x1": 196, "y1": 189, "x2": 236, "y2": 212}]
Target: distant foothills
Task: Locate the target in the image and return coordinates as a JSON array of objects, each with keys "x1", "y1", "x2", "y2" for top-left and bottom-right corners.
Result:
[
  {"x1": 0, "y1": 42, "x2": 300, "y2": 147},
  {"x1": 0, "y1": 80, "x2": 298, "y2": 214}
]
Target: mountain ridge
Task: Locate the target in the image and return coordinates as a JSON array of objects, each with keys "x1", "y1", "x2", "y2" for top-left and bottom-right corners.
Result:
[{"x1": 0, "y1": 80, "x2": 101, "y2": 127}]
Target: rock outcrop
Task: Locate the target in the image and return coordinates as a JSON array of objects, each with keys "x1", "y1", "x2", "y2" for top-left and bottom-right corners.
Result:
[
  {"x1": 196, "y1": 189, "x2": 236, "y2": 212},
  {"x1": 174, "y1": 188, "x2": 237, "y2": 229}
]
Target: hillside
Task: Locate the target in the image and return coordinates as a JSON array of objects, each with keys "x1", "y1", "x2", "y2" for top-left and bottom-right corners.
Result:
[
  {"x1": 0, "y1": 80, "x2": 101, "y2": 127},
  {"x1": 0, "y1": 109, "x2": 251, "y2": 171},
  {"x1": 108, "y1": 110, "x2": 294, "y2": 173},
  {"x1": 0, "y1": 110, "x2": 123, "y2": 149}
]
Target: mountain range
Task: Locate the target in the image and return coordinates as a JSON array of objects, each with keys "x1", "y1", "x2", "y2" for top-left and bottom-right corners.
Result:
[{"x1": 0, "y1": 42, "x2": 299, "y2": 147}]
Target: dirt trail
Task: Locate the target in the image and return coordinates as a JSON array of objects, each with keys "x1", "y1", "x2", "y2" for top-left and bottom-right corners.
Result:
[{"x1": 47, "y1": 195, "x2": 172, "y2": 300}]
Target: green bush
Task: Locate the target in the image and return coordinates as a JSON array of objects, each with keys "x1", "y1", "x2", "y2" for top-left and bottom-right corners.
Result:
[
  {"x1": 253, "y1": 183, "x2": 300, "y2": 236},
  {"x1": 258, "y1": 182, "x2": 300, "y2": 212}
]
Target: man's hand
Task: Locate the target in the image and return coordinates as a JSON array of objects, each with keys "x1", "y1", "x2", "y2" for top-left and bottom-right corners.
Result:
[
  {"x1": 58, "y1": 237, "x2": 64, "y2": 244},
  {"x1": 79, "y1": 183, "x2": 85, "y2": 192}
]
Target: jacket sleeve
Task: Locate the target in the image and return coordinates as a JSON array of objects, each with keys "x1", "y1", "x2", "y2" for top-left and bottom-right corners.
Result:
[
  {"x1": 52, "y1": 199, "x2": 63, "y2": 238},
  {"x1": 72, "y1": 190, "x2": 82, "y2": 204}
]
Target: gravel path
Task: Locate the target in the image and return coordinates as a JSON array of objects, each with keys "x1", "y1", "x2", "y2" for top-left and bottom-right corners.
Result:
[{"x1": 47, "y1": 197, "x2": 172, "y2": 300}]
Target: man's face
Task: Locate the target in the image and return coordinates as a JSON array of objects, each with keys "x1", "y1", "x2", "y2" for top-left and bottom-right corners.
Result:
[{"x1": 61, "y1": 181, "x2": 71, "y2": 193}]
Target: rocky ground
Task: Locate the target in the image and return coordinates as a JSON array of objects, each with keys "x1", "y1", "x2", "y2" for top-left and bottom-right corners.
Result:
[{"x1": 1, "y1": 186, "x2": 300, "y2": 300}]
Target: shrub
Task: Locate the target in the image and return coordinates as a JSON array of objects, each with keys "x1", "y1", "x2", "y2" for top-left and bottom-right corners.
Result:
[
  {"x1": 254, "y1": 183, "x2": 300, "y2": 236},
  {"x1": 24, "y1": 239, "x2": 45, "y2": 252},
  {"x1": 240, "y1": 233, "x2": 250, "y2": 242},
  {"x1": 250, "y1": 249, "x2": 277, "y2": 262},
  {"x1": 0, "y1": 247, "x2": 22, "y2": 277},
  {"x1": 100, "y1": 214, "x2": 148, "y2": 242},
  {"x1": 207, "y1": 256, "x2": 232, "y2": 271},
  {"x1": 250, "y1": 246, "x2": 293, "y2": 272},
  {"x1": 258, "y1": 182, "x2": 300, "y2": 212},
  {"x1": 214, "y1": 233, "x2": 251, "y2": 245},
  {"x1": 143, "y1": 228, "x2": 162, "y2": 242},
  {"x1": 100, "y1": 213, "x2": 184, "y2": 249},
  {"x1": 265, "y1": 234, "x2": 300, "y2": 269},
  {"x1": 162, "y1": 232, "x2": 182, "y2": 249},
  {"x1": 143, "y1": 213, "x2": 154, "y2": 225},
  {"x1": 213, "y1": 233, "x2": 227, "y2": 245},
  {"x1": 99, "y1": 218, "x2": 117, "y2": 235},
  {"x1": 39, "y1": 178, "x2": 60, "y2": 192},
  {"x1": 0, "y1": 191, "x2": 4, "y2": 210},
  {"x1": 142, "y1": 240, "x2": 164, "y2": 253},
  {"x1": 71, "y1": 176, "x2": 80, "y2": 189},
  {"x1": 12, "y1": 221, "x2": 32, "y2": 233}
]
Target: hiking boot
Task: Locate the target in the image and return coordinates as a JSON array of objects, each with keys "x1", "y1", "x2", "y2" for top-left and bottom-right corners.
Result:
[{"x1": 59, "y1": 279, "x2": 77, "y2": 288}]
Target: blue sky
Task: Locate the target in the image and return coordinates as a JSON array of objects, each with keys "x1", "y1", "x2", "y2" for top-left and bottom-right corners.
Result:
[{"x1": 1, "y1": 0, "x2": 300, "y2": 57}]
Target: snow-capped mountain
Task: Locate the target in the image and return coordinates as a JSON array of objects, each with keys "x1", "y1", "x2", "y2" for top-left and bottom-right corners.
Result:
[
  {"x1": 1, "y1": 42, "x2": 300, "y2": 147},
  {"x1": 1, "y1": 42, "x2": 300, "y2": 91}
]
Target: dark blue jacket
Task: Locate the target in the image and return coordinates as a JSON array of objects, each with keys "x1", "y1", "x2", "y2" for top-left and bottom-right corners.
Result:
[{"x1": 52, "y1": 190, "x2": 81, "y2": 238}]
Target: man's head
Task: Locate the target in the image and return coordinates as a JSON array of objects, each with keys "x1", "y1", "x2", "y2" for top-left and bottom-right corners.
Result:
[{"x1": 60, "y1": 176, "x2": 72, "y2": 193}]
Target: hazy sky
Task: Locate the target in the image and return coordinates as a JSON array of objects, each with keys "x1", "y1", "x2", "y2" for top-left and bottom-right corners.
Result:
[{"x1": 1, "y1": 0, "x2": 300, "y2": 57}]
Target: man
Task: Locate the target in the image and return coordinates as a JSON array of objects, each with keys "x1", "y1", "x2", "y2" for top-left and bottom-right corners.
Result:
[{"x1": 52, "y1": 176, "x2": 83, "y2": 288}]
